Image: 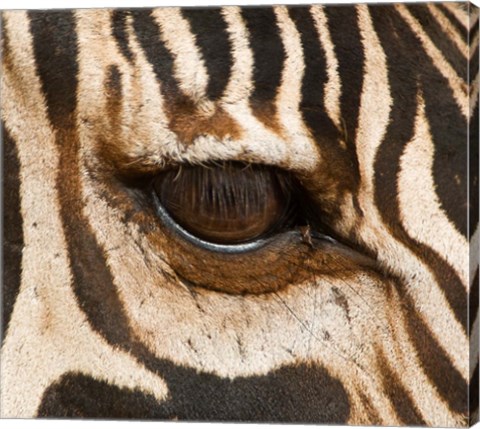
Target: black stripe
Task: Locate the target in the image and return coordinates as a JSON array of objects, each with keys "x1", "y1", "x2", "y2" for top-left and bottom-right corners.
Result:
[
  {"x1": 56, "y1": 128, "x2": 134, "y2": 348},
  {"x1": 29, "y1": 12, "x2": 130, "y2": 346},
  {"x1": 407, "y1": 4, "x2": 467, "y2": 82},
  {"x1": 468, "y1": 11, "x2": 479, "y2": 41},
  {"x1": 470, "y1": 362, "x2": 479, "y2": 424},
  {"x1": 470, "y1": 268, "x2": 479, "y2": 332},
  {"x1": 106, "y1": 64, "x2": 122, "y2": 99},
  {"x1": 400, "y1": 282, "x2": 469, "y2": 416},
  {"x1": 357, "y1": 392, "x2": 382, "y2": 424},
  {"x1": 371, "y1": 1, "x2": 468, "y2": 262},
  {"x1": 470, "y1": 100, "x2": 479, "y2": 240},
  {"x1": 241, "y1": 7, "x2": 285, "y2": 107},
  {"x1": 111, "y1": 10, "x2": 135, "y2": 63},
  {"x1": 130, "y1": 9, "x2": 182, "y2": 99},
  {"x1": 38, "y1": 362, "x2": 350, "y2": 423},
  {"x1": 2, "y1": 124, "x2": 24, "y2": 341},
  {"x1": 27, "y1": 9, "x2": 135, "y2": 349},
  {"x1": 377, "y1": 349, "x2": 426, "y2": 425},
  {"x1": 418, "y1": 55, "x2": 468, "y2": 240},
  {"x1": 288, "y1": 6, "x2": 358, "y2": 219},
  {"x1": 369, "y1": 4, "x2": 419, "y2": 235},
  {"x1": 420, "y1": 248, "x2": 467, "y2": 332},
  {"x1": 181, "y1": 7, "x2": 233, "y2": 101},
  {"x1": 129, "y1": 361, "x2": 351, "y2": 423},
  {"x1": 38, "y1": 372, "x2": 166, "y2": 418},
  {"x1": 2, "y1": 15, "x2": 12, "y2": 70},
  {"x1": 322, "y1": 4, "x2": 363, "y2": 199},
  {"x1": 471, "y1": 44, "x2": 479, "y2": 87},
  {"x1": 324, "y1": 5, "x2": 365, "y2": 162},
  {"x1": 67, "y1": 227, "x2": 132, "y2": 348},
  {"x1": 288, "y1": 6, "x2": 338, "y2": 142},
  {"x1": 28, "y1": 10, "x2": 78, "y2": 126},
  {"x1": 105, "y1": 64, "x2": 123, "y2": 123},
  {"x1": 437, "y1": 4, "x2": 468, "y2": 41},
  {"x1": 471, "y1": 38, "x2": 479, "y2": 83}
]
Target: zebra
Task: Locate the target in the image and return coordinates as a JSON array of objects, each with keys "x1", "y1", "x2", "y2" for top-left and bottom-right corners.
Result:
[{"x1": 1, "y1": 1, "x2": 479, "y2": 425}]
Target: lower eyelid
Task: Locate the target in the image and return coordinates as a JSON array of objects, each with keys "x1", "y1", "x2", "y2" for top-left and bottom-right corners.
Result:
[{"x1": 148, "y1": 209, "x2": 378, "y2": 296}]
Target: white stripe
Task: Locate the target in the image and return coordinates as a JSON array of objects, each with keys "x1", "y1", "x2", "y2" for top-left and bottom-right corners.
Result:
[
  {"x1": 274, "y1": 6, "x2": 320, "y2": 167},
  {"x1": 310, "y1": 5, "x2": 341, "y2": 130},
  {"x1": 382, "y1": 288, "x2": 462, "y2": 426},
  {"x1": 356, "y1": 4, "x2": 392, "y2": 193},
  {"x1": 470, "y1": 31, "x2": 479, "y2": 62},
  {"x1": 428, "y1": 4, "x2": 469, "y2": 55},
  {"x1": 123, "y1": 13, "x2": 183, "y2": 160},
  {"x1": 337, "y1": 3, "x2": 391, "y2": 234},
  {"x1": 443, "y1": 2, "x2": 470, "y2": 28},
  {"x1": 76, "y1": 10, "x2": 182, "y2": 166},
  {"x1": 471, "y1": 25, "x2": 479, "y2": 47},
  {"x1": 75, "y1": 10, "x2": 126, "y2": 125},
  {"x1": 469, "y1": 13, "x2": 479, "y2": 118},
  {"x1": 396, "y1": 4, "x2": 469, "y2": 119},
  {"x1": 397, "y1": 94, "x2": 469, "y2": 289},
  {"x1": 274, "y1": 5, "x2": 305, "y2": 121},
  {"x1": 153, "y1": 7, "x2": 210, "y2": 103},
  {"x1": 220, "y1": 6, "x2": 254, "y2": 104}
]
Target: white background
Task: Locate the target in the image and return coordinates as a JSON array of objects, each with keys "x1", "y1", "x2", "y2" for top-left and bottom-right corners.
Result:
[{"x1": 1, "y1": 0, "x2": 478, "y2": 428}]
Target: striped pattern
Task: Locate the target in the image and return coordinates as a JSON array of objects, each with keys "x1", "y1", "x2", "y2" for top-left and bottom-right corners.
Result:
[{"x1": 1, "y1": 2, "x2": 478, "y2": 425}]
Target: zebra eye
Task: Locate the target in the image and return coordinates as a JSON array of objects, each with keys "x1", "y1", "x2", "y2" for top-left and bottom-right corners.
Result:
[{"x1": 152, "y1": 162, "x2": 296, "y2": 245}]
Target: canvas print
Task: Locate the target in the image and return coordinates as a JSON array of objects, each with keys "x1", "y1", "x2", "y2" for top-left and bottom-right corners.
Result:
[{"x1": 1, "y1": 1, "x2": 479, "y2": 426}]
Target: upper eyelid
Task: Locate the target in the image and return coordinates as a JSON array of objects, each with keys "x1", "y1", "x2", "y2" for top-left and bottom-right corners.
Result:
[{"x1": 116, "y1": 152, "x2": 306, "y2": 180}]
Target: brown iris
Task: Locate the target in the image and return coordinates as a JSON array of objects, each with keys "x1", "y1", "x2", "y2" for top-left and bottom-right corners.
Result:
[{"x1": 153, "y1": 162, "x2": 295, "y2": 245}]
